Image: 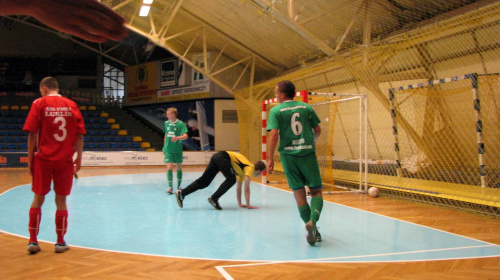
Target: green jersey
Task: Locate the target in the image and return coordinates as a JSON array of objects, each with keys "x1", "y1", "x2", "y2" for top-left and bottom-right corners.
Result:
[
  {"x1": 162, "y1": 119, "x2": 188, "y2": 153},
  {"x1": 267, "y1": 100, "x2": 321, "y2": 156}
]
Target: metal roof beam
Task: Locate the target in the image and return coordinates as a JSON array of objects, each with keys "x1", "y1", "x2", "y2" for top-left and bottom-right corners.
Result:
[{"x1": 252, "y1": 0, "x2": 336, "y2": 56}]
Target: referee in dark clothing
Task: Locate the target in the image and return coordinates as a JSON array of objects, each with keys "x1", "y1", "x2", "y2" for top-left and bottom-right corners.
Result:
[{"x1": 175, "y1": 151, "x2": 266, "y2": 210}]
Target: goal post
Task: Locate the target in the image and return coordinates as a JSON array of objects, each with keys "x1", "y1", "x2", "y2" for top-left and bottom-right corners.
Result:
[{"x1": 262, "y1": 91, "x2": 368, "y2": 194}]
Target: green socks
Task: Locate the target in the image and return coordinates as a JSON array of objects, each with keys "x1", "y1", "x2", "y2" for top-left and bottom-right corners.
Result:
[
  {"x1": 168, "y1": 170, "x2": 183, "y2": 189},
  {"x1": 298, "y1": 204, "x2": 311, "y2": 224},
  {"x1": 298, "y1": 196, "x2": 323, "y2": 224},
  {"x1": 177, "y1": 170, "x2": 182, "y2": 188},
  {"x1": 167, "y1": 170, "x2": 173, "y2": 188},
  {"x1": 310, "y1": 196, "x2": 323, "y2": 224}
]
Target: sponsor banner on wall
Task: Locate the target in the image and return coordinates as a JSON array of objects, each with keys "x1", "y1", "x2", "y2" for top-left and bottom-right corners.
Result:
[
  {"x1": 122, "y1": 151, "x2": 164, "y2": 165},
  {"x1": 183, "y1": 151, "x2": 211, "y2": 165},
  {"x1": 82, "y1": 151, "x2": 122, "y2": 166},
  {"x1": 81, "y1": 151, "x2": 214, "y2": 166},
  {"x1": 157, "y1": 80, "x2": 210, "y2": 102},
  {"x1": 0, "y1": 152, "x2": 216, "y2": 167},
  {"x1": 125, "y1": 61, "x2": 158, "y2": 105},
  {"x1": 0, "y1": 153, "x2": 29, "y2": 167},
  {"x1": 160, "y1": 59, "x2": 178, "y2": 88}
]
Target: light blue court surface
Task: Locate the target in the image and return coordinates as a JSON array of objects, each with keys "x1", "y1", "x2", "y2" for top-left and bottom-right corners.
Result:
[{"x1": 1, "y1": 172, "x2": 499, "y2": 262}]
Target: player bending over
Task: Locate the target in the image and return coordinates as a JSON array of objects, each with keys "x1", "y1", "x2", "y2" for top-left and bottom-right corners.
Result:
[{"x1": 175, "y1": 151, "x2": 266, "y2": 210}]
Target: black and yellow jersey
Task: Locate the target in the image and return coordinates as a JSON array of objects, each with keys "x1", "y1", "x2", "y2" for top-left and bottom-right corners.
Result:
[{"x1": 226, "y1": 151, "x2": 255, "y2": 183}]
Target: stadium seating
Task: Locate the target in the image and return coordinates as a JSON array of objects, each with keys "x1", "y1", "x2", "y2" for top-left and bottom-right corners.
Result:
[
  {"x1": 119, "y1": 142, "x2": 130, "y2": 149},
  {"x1": 0, "y1": 104, "x2": 155, "y2": 152}
]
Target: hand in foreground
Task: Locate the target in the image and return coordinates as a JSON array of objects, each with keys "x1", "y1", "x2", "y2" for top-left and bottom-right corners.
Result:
[{"x1": 27, "y1": 0, "x2": 128, "y2": 43}]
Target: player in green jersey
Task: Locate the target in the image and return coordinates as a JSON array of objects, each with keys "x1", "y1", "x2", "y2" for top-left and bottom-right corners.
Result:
[
  {"x1": 266, "y1": 80, "x2": 324, "y2": 246},
  {"x1": 163, "y1": 107, "x2": 188, "y2": 194}
]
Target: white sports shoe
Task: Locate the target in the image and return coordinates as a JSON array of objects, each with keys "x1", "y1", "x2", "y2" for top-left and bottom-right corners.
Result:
[
  {"x1": 55, "y1": 243, "x2": 69, "y2": 253},
  {"x1": 27, "y1": 242, "x2": 41, "y2": 254}
]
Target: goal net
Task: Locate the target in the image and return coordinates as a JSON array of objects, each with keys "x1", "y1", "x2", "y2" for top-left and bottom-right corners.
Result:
[
  {"x1": 262, "y1": 91, "x2": 368, "y2": 194},
  {"x1": 382, "y1": 74, "x2": 500, "y2": 215}
]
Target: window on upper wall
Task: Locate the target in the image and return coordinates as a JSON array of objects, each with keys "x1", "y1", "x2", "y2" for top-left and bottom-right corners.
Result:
[{"x1": 103, "y1": 63, "x2": 124, "y2": 100}]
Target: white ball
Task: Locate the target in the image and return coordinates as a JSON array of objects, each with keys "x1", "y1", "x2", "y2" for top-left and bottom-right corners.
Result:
[{"x1": 367, "y1": 187, "x2": 379, "y2": 198}]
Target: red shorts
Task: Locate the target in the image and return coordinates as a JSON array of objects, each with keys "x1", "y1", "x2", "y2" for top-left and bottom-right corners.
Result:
[{"x1": 31, "y1": 157, "x2": 74, "y2": 196}]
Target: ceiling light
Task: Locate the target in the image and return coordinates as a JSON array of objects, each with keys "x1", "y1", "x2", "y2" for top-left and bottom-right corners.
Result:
[
  {"x1": 139, "y1": 5, "x2": 150, "y2": 17},
  {"x1": 143, "y1": 0, "x2": 153, "y2": 4}
]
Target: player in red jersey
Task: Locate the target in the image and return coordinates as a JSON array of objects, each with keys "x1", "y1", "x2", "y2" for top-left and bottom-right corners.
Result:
[{"x1": 23, "y1": 77, "x2": 86, "y2": 254}]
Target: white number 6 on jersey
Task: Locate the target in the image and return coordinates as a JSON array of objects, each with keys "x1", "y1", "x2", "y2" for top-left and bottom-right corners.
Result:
[
  {"x1": 53, "y1": 116, "x2": 67, "y2": 141},
  {"x1": 291, "y1": 112, "x2": 302, "y2": 135}
]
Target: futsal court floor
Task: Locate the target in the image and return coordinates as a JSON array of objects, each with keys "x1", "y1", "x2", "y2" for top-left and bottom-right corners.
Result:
[{"x1": 1, "y1": 166, "x2": 499, "y2": 279}]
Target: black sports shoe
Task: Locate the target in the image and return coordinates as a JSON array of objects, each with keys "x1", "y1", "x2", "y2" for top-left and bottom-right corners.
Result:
[
  {"x1": 208, "y1": 197, "x2": 222, "y2": 210},
  {"x1": 175, "y1": 190, "x2": 183, "y2": 208},
  {"x1": 316, "y1": 228, "x2": 322, "y2": 242}
]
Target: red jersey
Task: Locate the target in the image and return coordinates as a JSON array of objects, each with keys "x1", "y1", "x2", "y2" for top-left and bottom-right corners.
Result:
[{"x1": 23, "y1": 94, "x2": 86, "y2": 162}]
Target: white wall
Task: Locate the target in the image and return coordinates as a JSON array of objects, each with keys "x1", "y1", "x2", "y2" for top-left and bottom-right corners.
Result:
[{"x1": 214, "y1": 100, "x2": 240, "y2": 151}]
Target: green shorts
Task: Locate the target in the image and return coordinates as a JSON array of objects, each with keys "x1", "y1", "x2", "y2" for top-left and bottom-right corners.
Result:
[
  {"x1": 281, "y1": 152, "x2": 322, "y2": 190},
  {"x1": 164, "y1": 152, "x2": 183, "y2": 164}
]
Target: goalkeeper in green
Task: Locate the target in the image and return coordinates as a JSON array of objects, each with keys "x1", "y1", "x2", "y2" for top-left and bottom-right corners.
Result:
[
  {"x1": 163, "y1": 107, "x2": 188, "y2": 194},
  {"x1": 266, "y1": 80, "x2": 324, "y2": 246}
]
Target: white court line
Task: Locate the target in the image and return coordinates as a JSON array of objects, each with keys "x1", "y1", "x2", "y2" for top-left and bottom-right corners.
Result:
[
  {"x1": 215, "y1": 244, "x2": 500, "y2": 280},
  {"x1": 259, "y1": 182, "x2": 500, "y2": 248},
  {"x1": 215, "y1": 266, "x2": 236, "y2": 280}
]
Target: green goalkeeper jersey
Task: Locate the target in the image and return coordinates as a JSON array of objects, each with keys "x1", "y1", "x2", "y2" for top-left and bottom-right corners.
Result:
[
  {"x1": 162, "y1": 119, "x2": 188, "y2": 153},
  {"x1": 267, "y1": 100, "x2": 321, "y2": 156}
]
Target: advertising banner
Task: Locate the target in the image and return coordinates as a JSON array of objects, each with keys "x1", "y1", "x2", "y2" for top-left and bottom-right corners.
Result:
[
  {"x1": 160, "y1": 59, "x2": 178, "y2": 88},
  {"x1": 0, "y1": 152, "x2": 216, "y2": 167},
  {"x1": 122, "y1": 151, "x2": 164, "y2": 166},
  {"x1": 81, "y1": 151, "x2": 123, "y2": 166},
  {"x1": 157, "y1": 80, "x2": 210, "y2": 102},
  {"x1": 125, "y1": 61, "x2": 158, "y2": 105},
  {"x1": 183, "y1": 152, "x2": 210, "y2": 165},
  {"x1": 80, "y1": 151, "x2": 214, "y2": 166},
  {"x1": 0, "y1": 153, "x2": 29, "y2": 167}
]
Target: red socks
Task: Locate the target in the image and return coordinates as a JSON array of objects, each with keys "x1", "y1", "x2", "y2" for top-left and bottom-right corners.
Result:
[
  {"x1": 55, "y1": 210, "x2": 68, "y2": 244},
  {"x1": 29, "y1": 208, "x2": 69, "y2": 244},
  {"x1": 29, "y1": 208, "x2": 42, "y2": 243}
]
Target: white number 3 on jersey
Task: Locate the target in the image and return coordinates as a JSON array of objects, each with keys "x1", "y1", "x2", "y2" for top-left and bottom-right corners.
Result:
[{"x1": 53, "y1": 116, "x2": 67, "y2": 141}]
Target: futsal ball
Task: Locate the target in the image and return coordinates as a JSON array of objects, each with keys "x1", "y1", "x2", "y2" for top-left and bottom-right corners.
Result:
[{"x1": 367, "y1": 187, "x2": 379, "y2": 198}]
